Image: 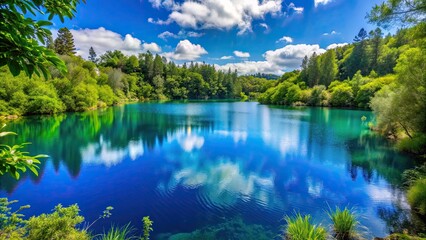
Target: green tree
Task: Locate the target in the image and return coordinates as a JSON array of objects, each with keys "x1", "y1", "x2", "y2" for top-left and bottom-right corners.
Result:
[
  {"x1": 0, "y1": 0, "x2": 84, "y2": 78},
  {"x1": 368, "y1": 0, "x2": 426, "y2": 27},
  {"x1": 54, "y1": 27, "x2": 76, "y2": 56},
  {"x1": 88, "y1": 46, "x2": 97, "y2": 63},
  {"x1": 307, "y1": 52, "x2": 321, "y2": 87},
  {"x1": 320, "y1": 50, "x2": 338, "y2": 86}
]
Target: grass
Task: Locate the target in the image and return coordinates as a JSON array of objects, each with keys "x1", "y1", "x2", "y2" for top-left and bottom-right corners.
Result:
[
  {"x1": 328, "y1": 206, "x2": 359, "y2": 240},
  {"x1": 97, "y1": 223, "x2": 137, "y2": 240},
  {"x1": 284, "y1": 213, "x2": 327, "y2": 240}
]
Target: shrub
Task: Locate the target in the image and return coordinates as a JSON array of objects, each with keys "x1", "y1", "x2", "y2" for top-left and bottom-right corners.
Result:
[
  {"x1": 284, "y1": 213, "x2": 327, "y2": 240},
  {"x1": 407, "y1": 178, "x2": 426, "y2": 215},
  {"x1": 27, "y1": 96, "x2": 65, "y2": 115},
  {"x1": 26, "y1": 204, "x2": 90, "y2": 240},
  {"x1": 328, "y1": 207, "x2": 359, "y2": 240}
]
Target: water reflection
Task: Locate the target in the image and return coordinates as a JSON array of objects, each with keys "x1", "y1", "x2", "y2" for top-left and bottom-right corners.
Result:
[{"x1": 0, "y1": 102, "x2": 418, "y2": 237}]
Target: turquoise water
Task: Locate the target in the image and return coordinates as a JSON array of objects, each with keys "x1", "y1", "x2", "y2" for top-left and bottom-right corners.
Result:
[{"x1": 0, "y1": 102, "x2": 415, "y2": 238}]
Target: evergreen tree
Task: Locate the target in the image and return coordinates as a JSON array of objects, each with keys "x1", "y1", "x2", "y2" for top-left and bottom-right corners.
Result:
[
  {"x1": 368, "y1": 28, "x2": 383, "y2": 72},
  {"x1": 88, "y1": 47, "x2": 97, "y2": 63},
  {"x1": 54, "y1": 27, "x2": 76, "y2": 56},
  {"x1": 307, "y1": 53, "x2": 320, "y2": 87},
  {"x1": 320, "y1": 50, "x2": 338, "y2": 86}
]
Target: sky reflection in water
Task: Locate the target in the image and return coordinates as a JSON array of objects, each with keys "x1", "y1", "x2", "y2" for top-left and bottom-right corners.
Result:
[{"x1": 0, "y1": 102, "x2": 415, "y2": 238}]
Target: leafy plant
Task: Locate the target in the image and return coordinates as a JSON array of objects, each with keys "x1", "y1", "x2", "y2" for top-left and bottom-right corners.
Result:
[
  {"x1": 0, "y1": 198, "x2": 29, "y2": 239},
  {"x1": 141, "y1": 216, "x2": 153, "y2": 240},
  {"x1": 284, "y1": 213, "x2": 327, "y2": 240},
  {"x1": 328, "y1": 207, "x2": 360, "y2": 240},
  {"x1": 0, "y1": 124, "x2": 46, "y2": 179},
  {"x1": 0, "y1": 0, "x2": 86, "y2": 78}
]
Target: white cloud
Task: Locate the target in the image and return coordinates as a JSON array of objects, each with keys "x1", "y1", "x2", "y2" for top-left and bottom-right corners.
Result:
[
  {"x1": 276, "y1": 36, "x2": 293, "y2": 43},
  {"x1": 322, "y1": 30, "x2": 339, "y2": 36},
  {"x1": 216, "y1": 44, "x2": 325, "y2": 75},
  {"x1": 288, "y1": 2, "x2": 304, "y2": 14},
  {"x1": 148, "y1": 0, "x2": 283, "y2": 35},
  {"x1": 326, "y1": 43, "x2": 348, "y2": 50},
  {"x1": 142, "y1": 42, "x2": 162, "y2": 52},
  {"x1": 314, "y1": 0, "x2": 333, "y2": 7},
  {"x1": 158, "y1": 30, "x2": 204, "y2": 40},
  {"x1": 220, "y1": 56, "x2": 234, "y2": 60},
  {"x1": 264, "y1": 44, "x2": 325, "y2": 69},
  {"x1": 164, "y1": 39, "x2": 208, "y2": 61},
  {"x1": 259, "y1": 23, "x2": 269, "y2": 30},
  {"x1": 233, "y1": 50, "x2": 250, "y2": 58},
  {"x1": 62, "y1": 27, "x2": 161, "y2": 59}
]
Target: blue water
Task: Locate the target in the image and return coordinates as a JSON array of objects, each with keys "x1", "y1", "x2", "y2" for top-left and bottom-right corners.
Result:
[{"x1": 0, "y1": 102, "x2": 415, "y2": 238}]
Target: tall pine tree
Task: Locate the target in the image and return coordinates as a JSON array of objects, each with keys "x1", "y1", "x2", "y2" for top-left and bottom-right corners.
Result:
[
  {"x1": 88, "y1": 46, "x2": 97, "y2": 63},
  {"x1": 54, "y1": 27, "x2": 76, "y2": 55}
]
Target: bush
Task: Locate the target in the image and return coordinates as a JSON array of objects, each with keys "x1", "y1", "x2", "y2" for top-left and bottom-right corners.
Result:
[
  {"x1": 329, "y1": 83, "x2": 354, "y2": 107},
  {"x1": 27, "y1": 96, "x2": 65, "y2": 115},
  {"x1": 397, "y1": 134, "x2": 426, "y2": 155},
  {"x1": 407, "y1": 178, "x2": 426, "y2": 215},
  {"x1": 26, "y1": 204, "x2": 90, "y2": 240},
  {"x1": 284, "y1": 213, "x2": 327, "y2": 240}
]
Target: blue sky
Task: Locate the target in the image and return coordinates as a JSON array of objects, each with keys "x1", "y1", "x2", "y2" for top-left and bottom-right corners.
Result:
[{"x1": 52, "y1": 0, "x2": 385, "y2": 75}]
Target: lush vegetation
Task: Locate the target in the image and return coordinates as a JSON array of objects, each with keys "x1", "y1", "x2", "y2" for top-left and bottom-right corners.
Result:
[{"x1": 0, "y1": 198, "x2": 153, "y2": 240}]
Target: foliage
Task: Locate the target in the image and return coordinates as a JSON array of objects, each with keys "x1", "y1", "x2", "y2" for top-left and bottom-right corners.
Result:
[
  {"x1": 0, "y1": 0, "x2": 85, "y2": 78},
  {"x1": 142, "y1": 216, "x2": 153, "y2": 240},
  {"x1": 368, "y1": 0, "x2": 426, "y2": 27},
  {"x1": 0, "y1": 198, "x2": 29, "y2": 239},
  {"x1": 284, "y1": 213, "x2": 327, "y2": 240},
  {"x1": 407, "y1": 178, "x2": 426, "y2": 215},
  {"x1": 0, "y1": 125, "x2": 45, "y2": 179},
  {"x1": 26, "y1": 204, "x2": 90, "y2": 240},
  {"x1": 328, "y1": 207, "x2": 360, "y2": 240}
]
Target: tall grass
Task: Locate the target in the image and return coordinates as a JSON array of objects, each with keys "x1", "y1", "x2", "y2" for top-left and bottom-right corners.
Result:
[
  {"x1": 407, "y1": 178, "x2": 426, "y2": 215},
  {"x1": 284, "y1": 213, "x2": 327, "y2": 240},
  {"x1": 328, "y1": 207, "x2": 359, "y2": 240},
  {"x1": 97, "y1": 223, "x2": 137, "y2": 240}
]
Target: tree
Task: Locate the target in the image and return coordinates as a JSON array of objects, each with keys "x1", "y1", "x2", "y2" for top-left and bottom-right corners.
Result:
[
  {"x1": 354, "y1": 28, "x2": 368, "y2": 42},
  {"x1": 0, "y1": 0, "x2": 84, "y2": 78},
  {"x1": 88, "y1": 47, "x2": 97, "y2": 63},
  {"x1": 368, "y1": 28, "x2": 383, "y2": 71},
  {"x1": 54, "y1": 27, "x2": 76, "y2": 56},
  {"x1": 307, "y1": 53, "x2": 320, "y2": 87},
  {"x1": 320, "y1": 50, "x2": 338, "y2": 86},
  {"x1": 368, "y1": 0, "x2": 426, "y2": 27}
]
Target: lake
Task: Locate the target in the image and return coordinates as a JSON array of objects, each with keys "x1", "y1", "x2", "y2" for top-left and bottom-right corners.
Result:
[{"x1": 0, "y1": 102, "x2": 415, "y2": 238}]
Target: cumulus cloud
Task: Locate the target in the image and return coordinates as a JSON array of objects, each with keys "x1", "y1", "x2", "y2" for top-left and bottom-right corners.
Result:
[
  {"x1": 276, "y1": 36, "x2": 293, "y2": 43},
  {"x1": 216, "y1": 44, "x2": 325, "y2": 75},
  {"x1": 164, "y1": 39, "x2": 208, "y2": 61},
  {"x1": 326, "y1": 43, "x2": 348, "y2": 50},
  {"x1": 314, "y1": 0, "x2": 333, "y2": 7},
  {"x1": 264, "y1": 44, "x2": 325, "y2": 69},
  {"x1": 142, "y1": 42, "x2": 162, "y2": 52},
  {"x1": 220, "y1": 56, "x2": 234, "y2": 60},
  {"x1": 158, "y1": 30, "x2": 204, "y2": 40},
  {"x1": 148, "y1": 0, "x2": 283, "y2": 35},
  {"x1": 234, "y1": 50, "x2": 250, "y2": 58},
  {"x1": 60, "y1": 27, "x2": 161, "y2": 59}
]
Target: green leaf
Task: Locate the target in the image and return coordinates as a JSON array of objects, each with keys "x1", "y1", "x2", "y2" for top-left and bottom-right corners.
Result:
[
  {"x1": 7, "y1": 61, "x2": 21, "y2": 76},
  {"x1": 0, "y1": 132, "x2": 17, "y2": 137}
]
